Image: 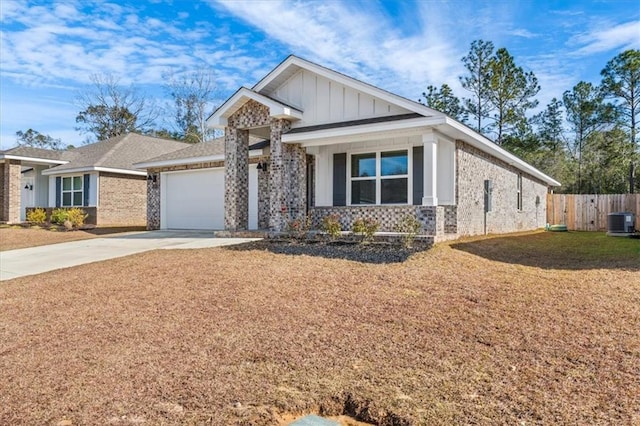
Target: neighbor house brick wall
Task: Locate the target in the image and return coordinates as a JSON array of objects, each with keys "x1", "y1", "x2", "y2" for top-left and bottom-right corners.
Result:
[
  {"x1": 1, "y1": 160, "x2": 22, "y2": 223},
  {"x1": 455, "y1": 141, "x2": 548, "y2": 236},
  {"x1": 97, "y1": 172, "x2": 147, "y2": 226}
]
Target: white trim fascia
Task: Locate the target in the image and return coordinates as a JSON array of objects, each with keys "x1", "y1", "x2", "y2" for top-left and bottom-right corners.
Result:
[
  {"x1": 42, "y1": 166, "x2": 146, "y2": 176},
  {"x1": 442, "y1": 118, "x2": 561, "y2": 187},
  {"x1": 135, "y1": 154, "x2": 225, "y2": 169},
  {"x1": 253, "y1": 56, "x2": 443, "y2": 119},
  {"x1": 283, "y1": 117, "x2": 445, "y2": 147},
  {"x1": 134, "y1": 150, "x2": 263, "y2": 170},
  {"x1": 0, "y1": 154, "x2": 67, "y2": 165},
  {"x1": 207, "y1": 87, "x2": 303, "y2": 129}
]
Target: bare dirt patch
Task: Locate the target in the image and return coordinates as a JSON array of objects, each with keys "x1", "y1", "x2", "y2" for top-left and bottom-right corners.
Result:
[
  {"x1": 1, "y1": 232, "x2": 638, "y2": 425},
  {"x1": 0, "y1": 226, "x2": 146, "y2": 251}
]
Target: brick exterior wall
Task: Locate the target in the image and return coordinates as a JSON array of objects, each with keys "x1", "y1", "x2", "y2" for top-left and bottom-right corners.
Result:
[
  {"x1": 97, "y1": 172, "x2": 147, "y2": 226},
  {"x1": 310, "y1": 205, "x2": 439, "y2": 235},
  {"x1": 1, "y1": 160, "x2": 22, "y2": 223},
  {"x1": 455, "y1": 141, "x2": 548, "y2": 236},
  {"x1": 224, "y1": 100, "x2": 272, "y2": 231}
]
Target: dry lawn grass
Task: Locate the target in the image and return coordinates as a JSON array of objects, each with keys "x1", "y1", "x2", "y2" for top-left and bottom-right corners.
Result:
[
  {"x1": 0, "y1": 226, "x2": 146, "y2": 251},
  {"x1": 1, "y1": 232, "x2": 638, "y2": 425}
]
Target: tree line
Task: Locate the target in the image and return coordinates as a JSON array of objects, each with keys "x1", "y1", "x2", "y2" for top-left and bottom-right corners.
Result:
[
  {"x1": 16, "y1": 67, "x2": 218, "y2": 150},
  {"x1": 421, "y1": 42, "x2": 639, "y2": 194}
]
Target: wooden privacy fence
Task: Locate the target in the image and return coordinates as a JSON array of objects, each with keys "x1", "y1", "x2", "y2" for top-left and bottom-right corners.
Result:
[{"x1": 547, "y1": 194, "x2": 640, "y2": 231}]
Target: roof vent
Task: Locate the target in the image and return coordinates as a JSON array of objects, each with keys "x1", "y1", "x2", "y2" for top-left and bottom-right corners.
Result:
[{"x1": 607, "y1": 212, "x2": 636, "y2": 236}]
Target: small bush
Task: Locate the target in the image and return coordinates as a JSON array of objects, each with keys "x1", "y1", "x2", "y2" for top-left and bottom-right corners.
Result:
[
  {"x1": 66, "y1": 208, "x2": 88, "y2": 228},
  {"x1": 352, "y1": 217, "x2": 380, "y2": 243},
  {"x1": 50, "y1": 208, "x2": 68, "y2": 225},
  {"x1": 26, "y1": 208, "x2": 47, "y2": 224},
  {"x1": 321, "y1": 214, "x2": 342, "y2": 239},
  {"x1": 395, "y1": 215, "x2": 422, "y2": 248},
  {"x1": 286, "y1": 214, "x2": 312, "y2": 239}
]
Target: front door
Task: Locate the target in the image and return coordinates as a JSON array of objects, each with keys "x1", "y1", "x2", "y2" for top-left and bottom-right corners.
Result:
[{"x1": 20, "y1": 176, "x2": 35, "y2": 221}]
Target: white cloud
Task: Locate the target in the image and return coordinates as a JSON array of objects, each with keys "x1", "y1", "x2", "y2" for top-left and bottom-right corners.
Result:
[
  {"x1": 211, "y1": 0, "x2": 463, "y2": 98},
  {"x1": 572, "y1": 20, "x2": 640, "y2": 55}
]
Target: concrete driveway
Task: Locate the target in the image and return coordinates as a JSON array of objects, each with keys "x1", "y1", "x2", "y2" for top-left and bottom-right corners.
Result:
[{"x1": 0, "y1": 230, "x2": 260, "y2": 281}]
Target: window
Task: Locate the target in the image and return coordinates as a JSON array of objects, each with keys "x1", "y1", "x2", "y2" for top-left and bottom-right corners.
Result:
[
  {"x1": 62, "y1": 176, "x2": 83, "y2": 207},
  {"x1": 350, "y1": 150, "x2": 409, "y2": 205},
  {"x1": 516, "y1": 174, "x2": 523, "y2": 211}
]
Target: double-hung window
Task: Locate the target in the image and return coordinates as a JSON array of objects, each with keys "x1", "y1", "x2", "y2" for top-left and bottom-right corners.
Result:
[
  {"x1": 62, "y1": 176, "x2": 83, "y2": 207},
  {"x1": 350, "y1": 150, "x2": 409, "y2": 205}
]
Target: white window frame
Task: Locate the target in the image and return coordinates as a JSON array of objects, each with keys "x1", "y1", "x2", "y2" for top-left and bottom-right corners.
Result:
[
  {"x1": 61, "y1": 175, "x2": 84, "y2": 207},
  {"x1": 347, "y1": 147, "x2": 412, "y2": 206}
]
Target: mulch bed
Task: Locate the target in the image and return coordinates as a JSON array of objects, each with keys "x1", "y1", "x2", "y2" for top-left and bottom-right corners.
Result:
[{"x1": 225, "y1": 239, "x2": 430, "y2": 264}]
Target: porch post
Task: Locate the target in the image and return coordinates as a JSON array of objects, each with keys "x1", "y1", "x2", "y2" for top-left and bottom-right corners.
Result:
[
  {"x1": 1, "y1": 160, "x2": 22, "y2": 223},
  {"x1": 224, "y1": 126, "x2": 249, "y2": 230},
  {"x1": 422, "y1": 131, "x2": 438, "y2": 206}
]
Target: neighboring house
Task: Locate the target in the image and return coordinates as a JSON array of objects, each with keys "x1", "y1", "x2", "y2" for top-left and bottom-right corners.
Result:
[
  {"x1": 0, "y1": 133, "x2": 189, "y2": 226},
  {"x1": 138, "y1": 55, "x2": 560, "y2": 240}
]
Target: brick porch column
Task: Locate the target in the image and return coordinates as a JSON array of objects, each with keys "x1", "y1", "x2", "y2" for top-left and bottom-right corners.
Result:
[
  {"x1": 224, "y1": 126, "x2": 249, "y2": 230},
  {"x1": 146, "y1": 171, "x2": 161, "y2": 230},
  {"x1": 1, "y1": 160, "x2": 22, "y2": 223},
  {"x1": 269, "y1": 119, "x2": 306, "y2": 232}
]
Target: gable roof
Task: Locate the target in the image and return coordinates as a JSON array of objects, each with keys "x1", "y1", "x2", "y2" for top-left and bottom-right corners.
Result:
[
  {"x1": 135, "y1": 136, "x2": 267, "y2": 169},
  {"x1": 42, "y1": 133, "x2": 190, "y2": 176},
  {"x1": 253, "y1": 55, "x2": 444, "y2": 119},
  {"x1": 207, "y1": 87, "x2": 303, "y2": 128}
]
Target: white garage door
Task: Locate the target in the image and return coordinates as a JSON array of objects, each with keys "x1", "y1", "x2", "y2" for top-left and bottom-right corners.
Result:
[{"x1": 162, "y1": 166, "x2": 258, "y2": 230}]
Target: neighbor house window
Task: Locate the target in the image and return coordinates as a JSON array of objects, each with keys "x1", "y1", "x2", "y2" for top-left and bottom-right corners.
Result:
[
  {"x1": 516, "y1": 174, "x2": 523, "y2": 211},
  {"x1": 350, "y1": 150, "x2": 409, "y2": 205},
  {"x1": 62, "y1": 176, "x2": 83, "y2": 207}
]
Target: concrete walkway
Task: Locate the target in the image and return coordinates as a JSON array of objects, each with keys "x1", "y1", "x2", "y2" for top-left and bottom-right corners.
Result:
[{"x1": 0, "y1": 230, "x2": 260, "y2": 281}]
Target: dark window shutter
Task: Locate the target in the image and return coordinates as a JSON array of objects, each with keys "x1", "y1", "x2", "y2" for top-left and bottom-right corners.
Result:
[
  {"x1": 413, "y1": 146, "x2": 423, "y2": 205},
  {"x1": 55, "y1": 177, "x2": 61, "y2": 207},
  {"x1": 83, "y1": 174, "x2": 90, "y2": 206},
  {"x1": 333, "y1": 153, "x2": 346, "y2": 206}
]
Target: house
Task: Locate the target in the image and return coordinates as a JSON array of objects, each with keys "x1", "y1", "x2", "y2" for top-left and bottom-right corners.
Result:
[
  {"x1": 137, "y1": 55, "x2": 561, "y2": 240},
  {"x1": 0, "y1": 133, "x2": 189, "y2": 226}
]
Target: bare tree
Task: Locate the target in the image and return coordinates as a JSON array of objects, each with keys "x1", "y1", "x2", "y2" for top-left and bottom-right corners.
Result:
[
  {"x1": 75, "y1": 74, "x2": 159, "y2": 143},
  {"x1": 164, "y1": 67, "x2": 218, "y2": 144},
  {"x1": 16, "y1": 129, "x2": 64, "y2": 150}
]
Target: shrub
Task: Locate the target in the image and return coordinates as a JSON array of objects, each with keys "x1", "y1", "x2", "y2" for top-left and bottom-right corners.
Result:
[
  {"x1": 321, "y1": 214, "x2": 342, "y2": 239},
  {"x1": 50, "y1": 208, "x2": 68, "y2": 225},
  {"x1": 395, "y1": 215, "x2": 422, "y2": 248},
  {"x1": 352, "y1": 217, "x2": 380, "y2": 243},
  {"x1": 66, "y1": 208, "x2": 88, "y2": 228},
  {"x1": 26, "y1": 208, "x2": 47, "y2": 224},
  {"x1": 286, "y1": 214, "x2": 312, "y2": 239}
]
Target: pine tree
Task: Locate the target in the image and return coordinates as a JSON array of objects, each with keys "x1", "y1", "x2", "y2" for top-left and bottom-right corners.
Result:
[{"x1": 460, "y1": 40, "x2": 495, "y2": 134}]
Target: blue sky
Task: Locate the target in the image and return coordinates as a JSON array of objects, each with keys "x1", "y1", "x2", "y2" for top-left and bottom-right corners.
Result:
[{"x1": 1, "y1": 0, "x2": 638, "y2": 149}]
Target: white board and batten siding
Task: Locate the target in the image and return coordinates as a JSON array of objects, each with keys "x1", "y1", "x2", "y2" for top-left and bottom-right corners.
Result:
[
  {"x1": 161, "y1": 165, "x2": 258, "y2": 230},
  {"x1": 269, "y1": 69, "x2": 412, "y2": 127}
]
